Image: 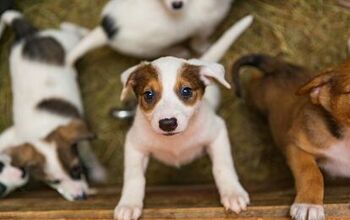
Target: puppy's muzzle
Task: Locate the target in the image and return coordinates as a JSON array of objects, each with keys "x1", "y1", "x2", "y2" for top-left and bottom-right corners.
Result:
[
  {"x1": 172, "y1": 1, "x2": 183, "y2": 9},
  {"x1": 159, "y1": 118, "x2": 178, "y2": 132}
]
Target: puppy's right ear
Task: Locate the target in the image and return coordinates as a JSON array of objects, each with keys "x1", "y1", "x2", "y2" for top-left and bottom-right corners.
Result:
[
  {"x1": 296, "y1": 70, "x2": 334, "y2": 105},
  {"x1": 120, "y1": 62, "x2": 149, "y2": 101}
]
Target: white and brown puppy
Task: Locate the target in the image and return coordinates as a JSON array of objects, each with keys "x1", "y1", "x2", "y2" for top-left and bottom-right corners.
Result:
[
  {"x1": 0, "y1": 154, "x2": 28, "y2": 197},
  {"x1": 66, "y1": 0, "x2": 234, "y2": 64},
  {"x1": 114, "y1": 15, "x2": 253, "y2": 220},
  {"x1": 0, "y1": 10, "x2": 105, "y2": 200}
]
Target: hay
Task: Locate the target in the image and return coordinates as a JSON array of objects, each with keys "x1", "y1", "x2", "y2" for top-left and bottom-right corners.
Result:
[{"x1": 1, "y1": 0, "x2": 350, "y2": 190}]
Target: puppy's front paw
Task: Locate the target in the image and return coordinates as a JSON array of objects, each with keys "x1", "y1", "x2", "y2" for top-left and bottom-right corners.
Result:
[
  {"x1": 221, "y1": 190, "x2": 250, "y2": 214},
  {"x1": 114, "y1": 204, "x2": 142, "y2": 220},
  {"x1": 290, "y1": 203, "x2": 325, "y2": 220}
]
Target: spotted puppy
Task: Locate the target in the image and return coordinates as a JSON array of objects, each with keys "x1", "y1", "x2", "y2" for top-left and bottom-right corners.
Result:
[
  {"x1": 0, "y1": 154, "x2": 28, "y2": 197},
  {"x1": 114, "y1": 15, "x2": 253, "y2": 220},
  {"x1": 66, "y1": 0, "x2": 235, "y2": 64},
  {"x1": 232, "y1": 54, "x2": 350, "y2": 220},
  {"x1": 0, "y1": 10, "x2": 105, "y2": 200}
]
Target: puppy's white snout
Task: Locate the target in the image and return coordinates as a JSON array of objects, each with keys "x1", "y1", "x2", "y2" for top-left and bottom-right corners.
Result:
[
  {"x1": 172, "y1": 1, "x2": 183, "y2": 9},
  {"x1": 159, "y1": 118, "x2": 178, "y2": 132}
]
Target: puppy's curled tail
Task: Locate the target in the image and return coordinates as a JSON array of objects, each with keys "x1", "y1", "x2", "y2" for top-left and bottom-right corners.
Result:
[
  {"x1": 66, "y1": 26, "x2": 108, "y2": 66},
  {"x1": 232, "y1": 54, "x2": 283, "y2": 97},
  {"x1": 0, "y1": 9, "x2": 37, "y2": 41}
]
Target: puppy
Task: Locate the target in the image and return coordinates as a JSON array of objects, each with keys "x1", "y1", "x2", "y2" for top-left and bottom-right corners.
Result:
[
  {"x1": 0, "y1": 154, "x2": 28, "y2": 197},
  {"x1": 66, "y1": 0, "x2": 234, "y2": 64},
  {"x1": 232, "y1": 54, "x2": 350, "y2": 220},
  {"x1": 114, "y1": 15, "x2": 253, "y2": 220},
  {"x1": 0, "y1": 10, "x2": 105, "y2": 200}
]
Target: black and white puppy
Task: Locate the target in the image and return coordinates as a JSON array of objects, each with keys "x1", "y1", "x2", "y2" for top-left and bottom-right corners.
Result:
[
  {"x1": 0, "y1": 10, "x2": 105, "y2": 200},
  {"x1": 66, "y1": 0, "x2": 234, "y2": 64}
]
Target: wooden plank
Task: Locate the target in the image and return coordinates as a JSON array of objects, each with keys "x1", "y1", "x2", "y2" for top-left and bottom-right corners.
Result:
[{"x1": 0, "y1": 185, "x2": 348, "y2": 219}]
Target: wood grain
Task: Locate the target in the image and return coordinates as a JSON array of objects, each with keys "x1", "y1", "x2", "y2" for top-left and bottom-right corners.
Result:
[{"x1": 0, "y1": 185, "x2": 349, "y2": 219}]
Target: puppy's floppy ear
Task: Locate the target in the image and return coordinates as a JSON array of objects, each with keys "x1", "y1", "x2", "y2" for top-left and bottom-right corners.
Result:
[
  {"x1": 120, "y1": 62, "x2": 150, "y2": 101},
  {"x1": 47, "y1": 120, "x2": 95, "y2": 145},
  {"x1": 297, "y1": 70, "x2": 334, "y2": 104},
  {"x1": 187, "y1": 59, "x2": 231, "y2": 89}
]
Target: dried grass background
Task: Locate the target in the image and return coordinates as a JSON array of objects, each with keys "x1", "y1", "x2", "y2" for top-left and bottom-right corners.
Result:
[{"x1": 0, "y1": 0, "x2": 350, "y2": 190}]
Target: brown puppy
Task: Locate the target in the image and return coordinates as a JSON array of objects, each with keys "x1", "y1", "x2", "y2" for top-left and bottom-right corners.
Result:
[{"x1": 232, "y1": 54, "x2": 350, "y2": 220}]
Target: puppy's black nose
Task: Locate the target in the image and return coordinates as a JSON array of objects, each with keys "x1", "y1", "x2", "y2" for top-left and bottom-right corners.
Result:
[
  {"x1": 74, "y1": 192, "x2": 87, "y2": 201},
  {"x1": 159, "y1": 118, "x2": 178, "y2": 132},
  {"x1": 172, "y1": 1, "x2": 183, "y2": 9},
  {"x1": 0, "y1": 183, "x2": 7, "y2": 197}
]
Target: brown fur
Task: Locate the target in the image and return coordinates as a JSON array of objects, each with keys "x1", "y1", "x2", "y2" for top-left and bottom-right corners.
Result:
[
  {"x1": 4, "y1": 143, "x2": 46, "y2": 180},
  {"x1": 126, "y1": 64, "x2": 162, "y2": 112},
  {"x1": 175, "y1": 64, "x2": 205, "y2": 106},
  {"x1": 233, "y1": 54, "x2": 350, "y2": 207},
  {"x1": 45, "y1": 120, "x2": 94, "y2": 178}
]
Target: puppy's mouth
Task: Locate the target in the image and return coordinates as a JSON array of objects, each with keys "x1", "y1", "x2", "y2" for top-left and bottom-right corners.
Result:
[{"x1": 163, "y1": 132, "x2": 180, "y2": 136}]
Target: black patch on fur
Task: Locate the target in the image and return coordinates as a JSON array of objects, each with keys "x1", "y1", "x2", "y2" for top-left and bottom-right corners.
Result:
[
  {"x1": 101, "y1": 15, "x2": 118, "y2": 39},
  {"x1": 320, "y1": 108, "x2": 343, "y2": 139},
  {"x1": 37, "y1": 98, "x2": 81, "y2": 119},
  {"x1": 22, "y1": 36, "x2": 65, "y2": 65},
  {"x1": 11, "y1": 18, "x2": 38, "y2": 41}
]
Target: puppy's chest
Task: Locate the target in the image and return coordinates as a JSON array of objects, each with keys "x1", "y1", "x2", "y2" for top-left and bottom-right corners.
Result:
[
  {"x1": 318, "y1": 138, "x2": 350, "y2": 177},
  {"x1": 144, "y1": 137, "x2": 208, "y2": 167}
]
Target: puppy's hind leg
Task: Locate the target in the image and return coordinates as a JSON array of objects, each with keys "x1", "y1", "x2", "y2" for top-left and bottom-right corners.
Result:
[
  {"x1": 78, "y1": 141, "x2": 107, "y2": 183},
  {"x1": 207, "y1": 119, "x2": 249, "y2": 214},
  {"x1": 287, "y1": 145, "x2": 325, "y2": 220}
]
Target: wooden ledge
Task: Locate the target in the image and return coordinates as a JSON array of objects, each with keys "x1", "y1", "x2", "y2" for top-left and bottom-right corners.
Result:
[{"x1": 0, "y1": 185, "x2": 349, "y2": 219}]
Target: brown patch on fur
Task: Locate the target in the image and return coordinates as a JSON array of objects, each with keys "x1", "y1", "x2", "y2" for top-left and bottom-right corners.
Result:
[
  {"x1": 4, "y1": 144, "x2": 46, "y2": 180},
  {"x1": 233, "y1": 54, "x2": 350, "y2": 207},
  {"x1": 175, "y1": 63, "x2": 205, "y2": 106},
  {"x1": 126, "y1": 64, "x2": 162, "y2": 112},
  {"x1": 45, "y1": 120, "x2": 94, "y2": 178}
]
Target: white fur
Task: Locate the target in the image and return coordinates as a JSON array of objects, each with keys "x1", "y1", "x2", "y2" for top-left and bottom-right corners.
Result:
[
  {"x1": 67, "y1": 0, "x2": 234, "y2": 64},
  {"x1": 290, "y1": 203, "x2": 325, "y2": 220},
  {"x1": 114, "y1": 16, "x2": 253, "y2": 220},
  {"x1": 0, "y1": 11, "x2": 104, "y2": 198},
  {"x1": 318, "y1": 139, "x2": 350, "y2": 177},
  {"x1": 0, "y1": 154, "x2": 28, "y2": 196}
]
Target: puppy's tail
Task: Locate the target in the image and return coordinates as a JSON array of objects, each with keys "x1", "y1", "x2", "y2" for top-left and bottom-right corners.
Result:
[
  {"x1": 200, "y1": 15, "x2": 253, "y2": 62},
  {"x1": 0, "y1": 9, "x2": 37, "y2": 41},
  {"x1": 232, "y1": 54, "x2": 291, "y2": 97},
  {"x1": 66, "y1": 26, "x2": 108, "y2": 65}
]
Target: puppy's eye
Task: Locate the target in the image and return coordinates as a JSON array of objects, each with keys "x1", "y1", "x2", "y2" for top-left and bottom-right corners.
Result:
[
  {"x1": 143, "y1": 90, "x2": 155, "y2": 103},
  {"x1": 70, "y1": 165, "x2": 82, "y2": 180},
  {"x1": 180, "y1": 87, "x2": 193, "y2": 99}
]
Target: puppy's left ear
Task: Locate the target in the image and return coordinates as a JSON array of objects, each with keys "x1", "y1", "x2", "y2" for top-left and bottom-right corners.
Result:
[
  {"x1": 47, "y1": 120, "x2": 95, "y2": 144},
  {"x1": 120, "y1": 62, "x2": 149, "y2": 101},
  {"x1": 187, "y1": 59, "x2": 231, "y2": 89}
]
